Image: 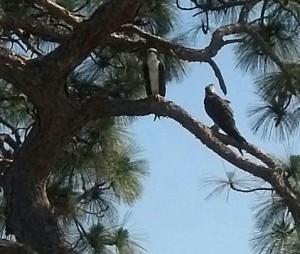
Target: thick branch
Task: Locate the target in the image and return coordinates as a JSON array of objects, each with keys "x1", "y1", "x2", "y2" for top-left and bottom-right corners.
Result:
[
  {"x1": 0, "y1": 239, "x2": 36, "y2": 254},
  {"x1": 0, "y1": 14, "x2": 69, "y2": 43},
  {"x1": 0, "y1": 133, "x2": 19, "y2": 151},
  {"x1": 213, "y1": 131, "x2": 279, "y2": 170},
  {"x1": 80, "y1": 97, "x2": 300, "y2": 223},
  {"x1": 119, "y1": 23, "x2": 247, "y2": 61},
  {"x1": 26, "y1": 0, "x2": 81, "y2": 27},
  {"x1": 81, "y1": 97, "x2": 276, "y2": 180},
  {"x1": 34, "y1": 0, "x2": 142, "y2": 80},
  {"x1": 0, "y1": 47, "x2": 27, "y2": 86}
]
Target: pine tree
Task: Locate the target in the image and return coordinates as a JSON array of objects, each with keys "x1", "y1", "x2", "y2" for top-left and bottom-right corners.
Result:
[{"x1": 1, "y1": 0, "x2": 300, "y2": 254}]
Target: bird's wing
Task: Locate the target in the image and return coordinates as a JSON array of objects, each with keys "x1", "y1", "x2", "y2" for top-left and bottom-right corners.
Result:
[
  {"x1": 204, "y1": 94, "x2": 246, "y2": 144},
  {"x1": 158, "y1": 62, "x2": 166, "y2": 97},
  {"x1": 204, "y1": 94, "x2": 234, "y2": 125},
  {"x1": 143, "y1": 63, "x2": 152, "y2": 96}
]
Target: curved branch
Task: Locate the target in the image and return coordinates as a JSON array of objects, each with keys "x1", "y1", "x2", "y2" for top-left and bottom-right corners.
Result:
[
  {"x1": 26, "y1": 0, "x2": 81, "y2": 27},
  {"x1": 81, "y1": 97, "x2": 277, "y2": 181},
  {"x1": 0, "y1": 133, "x2": 19, "y2": 151},
  {"x1": 176, "y1": 0, "x2": 198, "y2": 11},
  {"x1": 242, "y1": 24, "x2": 291, "y2": 78},
  {"x1": 0, "y1": 47, "x2": 27, "y2": 86},
  {"x1": 0, "y1": 14, "x2": 69, "y2": 43},
  {"x1": 79, "y1": 97, "x2": 300, "y2": 223},
  {"x1": 206, "y1": 58, "x2": 227, "y2": 95},
  {"x1": 238, "y1": 0, "x2": 261, "y2": 23},
  {"x1": 0, "y1": 117, "x2": 21, "y2": 146},
  {"x1": 0, "y1": 239, "x2": 36, "y2": 254},
  {"x1": 35, "y1": 0, "x2": 142, "y2": 80},
  {"x1": 230, "y1": 183, "x2": 273, "y2": 193},
  {"x1": 119, "y1": 23, "x2": 247, "y2": 61}
]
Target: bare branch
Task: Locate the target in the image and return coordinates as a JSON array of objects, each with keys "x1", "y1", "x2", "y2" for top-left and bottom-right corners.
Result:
[
  {"x1": 26, "y1": 0, "x2": 82, "y2": 27},
  {"x1": 0, "y1": 117, "x2": 22, "y2": 146},
  {"x1": 0, "y1": 239, "x2": 36, "y2": 254},
  {"x1": 230, "y1": 183, "x2": 273, "y2": 193},
  {"x1": 14, "y1": 29, "x2": 44, "y2": 57},
  {"x1": 245, "y1": 26, "x2": 289, "y2": 74},
  {"x1": 0, "y1": 14, "x2": 69, "y2": 43},
  {"x1": 0, "y1": 133, "x2": 19, "y2": 151},
  {"x1": 206, "y1": 58, "x2": 227, "y2": 94},
  {"x1": 81, "y1": 97, "x2": 277, "y2": 179},
  {"x1": 238, "y1": 0, "x2": 261, "y2": 23},
  {"x1": 212, "y1": 130, "x2": 279, "y2": 170},
  {"x1": 0, "y1": 95, "x2": 27, "y2": 103},
  {"x1": 176, "y1": 0, "x2": 198, "y2": 11},
  {"x1": 0, "y1": 47, "x2": 28, "y2": 88},
  {"x1": 77, "y1": 97, "x2": 300, "y2": 223},
  {"x1": 119, "y1": 23, "x2": 247, "y2": 61}
]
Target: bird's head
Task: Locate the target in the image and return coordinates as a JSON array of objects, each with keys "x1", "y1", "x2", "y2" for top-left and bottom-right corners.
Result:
[
  {"x1": 147, "y1": 48, "x2": 158, "y2": 57},
  {"x1": 205, "y1": 84, "x2": 216, "y2": 95}
]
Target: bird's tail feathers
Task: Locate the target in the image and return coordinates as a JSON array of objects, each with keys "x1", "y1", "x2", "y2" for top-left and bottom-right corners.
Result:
[{"x1": 235, "y1": 134, "x2": 246, "y2": 144}]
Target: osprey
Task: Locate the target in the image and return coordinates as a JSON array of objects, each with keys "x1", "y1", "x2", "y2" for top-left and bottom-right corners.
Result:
[
  {"x1": 204, "y1": 84, "x2": 246, "y2": 153},
  {"x1": 143, "y1": 48, "x2": 166, "y2": 100}
]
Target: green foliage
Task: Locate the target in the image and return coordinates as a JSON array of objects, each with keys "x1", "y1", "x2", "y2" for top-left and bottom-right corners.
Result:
[
  {"x1": 235, "y1": 19, "x2": 300, "y2": 74},
  {"x1": 249, "y1": 154, "x2": 300, "y2": 254},
  {"x1": 251, "y1": 193, "x2": 296, "y2": 254},
  {"x1": 135, "y1": 0, "x2": 178, "y2": 35},
  {"x1": 251, "y1": 217, "x2": 295, "y2": 254},
  {"x1": 248, "y1": 63, "x2": 300, "y2": 140},
  {"x1": 0, "y1": 0, "x2": 27, "y2": 12},
  {"x1": 285, "y1": 155, "x2": 300, "y2": 184},
  {"x1": 17, "y1": 4, "x2": 185, "y2": 251},
  {"x1": 203, "y1": 170, "x2": 270, "y2": 201}
]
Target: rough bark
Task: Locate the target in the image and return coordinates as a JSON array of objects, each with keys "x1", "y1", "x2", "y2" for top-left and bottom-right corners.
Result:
[
  {"x1": 0, "y1": 239, "x2": 37, "y2": 254},
  {"x1": 3, "y1": 112, "x2": 81, "y2": 253},
  {"x1": 0, "y1": 0, "x2": 299, "y2": 253},
  {"x1": 0, "y1": 1, "x2": 142, "y2": 253}
]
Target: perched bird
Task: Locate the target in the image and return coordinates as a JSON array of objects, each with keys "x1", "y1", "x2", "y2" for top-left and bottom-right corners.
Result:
[
  {"x1": 143, "y1": 48, "x2": 166, "y2": 120},
  {"x1": 204, "y1": 84, "x2": 246, "y2": 154},
  {"x1": 143, "y1": 48, "x2": 166, "y2": 100}
]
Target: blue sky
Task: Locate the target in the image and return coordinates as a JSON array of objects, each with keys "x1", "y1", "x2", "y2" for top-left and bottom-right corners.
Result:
[
  {"x1": 125, "y1": 48, "x2": 255, "y2": 254},
  {"x1": 120, "y1": 7, "x2": 300, "y2": 254},
  {"x1": 121, "y1": 45, "x2": 300, "y2": 254}
]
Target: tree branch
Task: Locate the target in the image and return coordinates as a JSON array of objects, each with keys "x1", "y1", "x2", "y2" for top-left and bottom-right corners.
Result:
[
  {"x1": 0, "y1": 47, "x2": 28, "y2": 86},
  {"x1": 0, "y1": 133, "x2": 19, "y2": 151},
  {"x1": 238, "y1": 0, "x2": 261, "y2": 23},
  {"x1": 118, "y1": 23, "x2": 247, "y2": 61},
  {"x1": 81, "y1": 97, "x2": 277, "y2": 179},
  {"x1": 26, "y1": 0, "x2": 81, "y2": 27},
  {"x1": 244, "y1": 25, "x2": 290, "y2": 76},
  {"x1": 212, "y1": 130, "x2": 279, "y2": 170},
  {"x1": 0, "y1": 117, "x2": 22, "y2": 146},
  {"x1": 0, "y1": 239, "x2": 36, "y2": 254},
  {"x1": 34, "y1": 0, "x2": 142, "y2": 80},
  {"x1": 78, "y1": 97, "x2": 300, "y2": 223},
  {"x1": 206, "y1": 58, "x2": 227, "y2": 94},
  {"x1": 230, "y1": 183, "x2": 273, "y2": 193},
  {"x1": 0, "y1": 14, "x2": 69, "y2": 43}
]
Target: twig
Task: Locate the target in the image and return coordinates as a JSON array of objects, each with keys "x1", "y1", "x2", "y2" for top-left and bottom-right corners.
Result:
[
  {"x1": 0, "y1": 117, "x2": 22, "y2": 146},
  {"x1": 230, "y1": 183, "x2": 273, "y2": 193},
  {"x1": 206, "y1": 58, "x2": 227, "y2": 95}
]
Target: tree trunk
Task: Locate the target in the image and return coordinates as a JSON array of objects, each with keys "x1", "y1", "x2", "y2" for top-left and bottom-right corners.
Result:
[{"x1": 3, "y1": 111, "x2": 80, "y2": 253}]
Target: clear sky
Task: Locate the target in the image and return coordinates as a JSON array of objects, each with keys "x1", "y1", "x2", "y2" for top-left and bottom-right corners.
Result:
[{"x1": 120, "y1": 8, "x2": 300, "y2": 254}]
